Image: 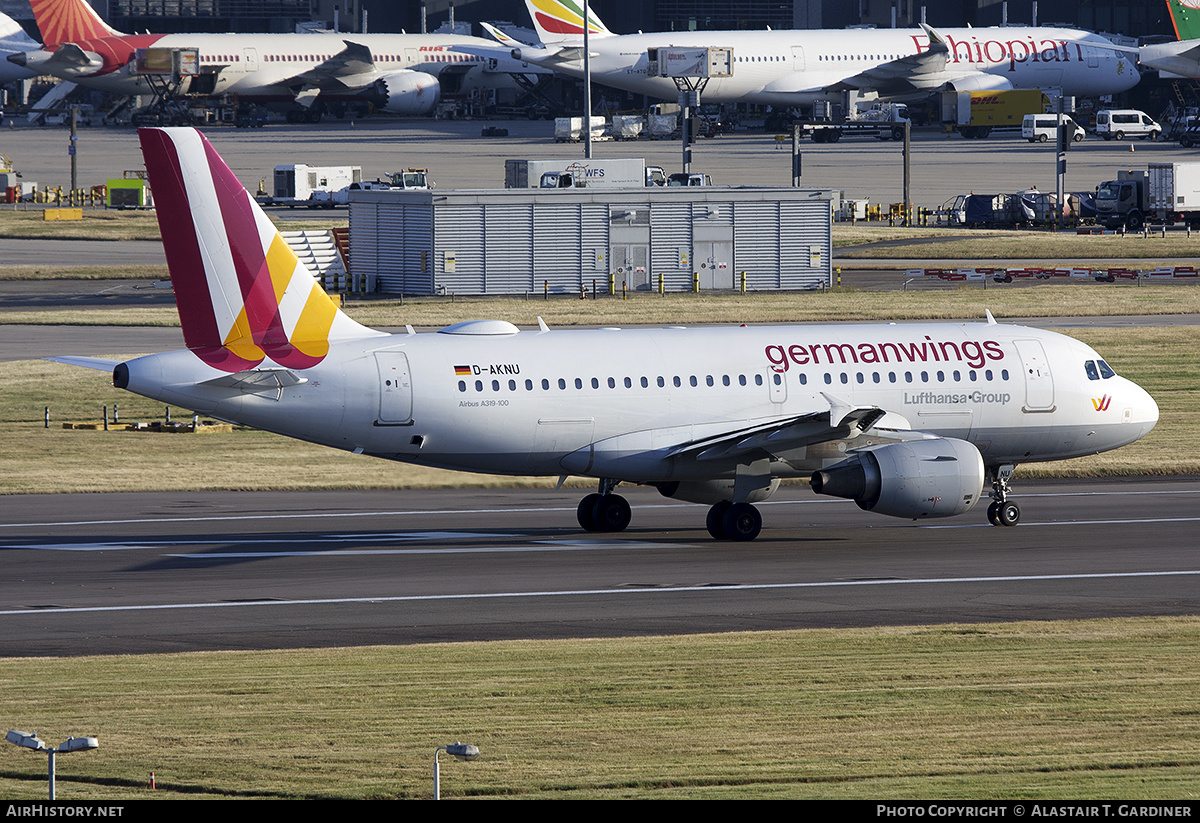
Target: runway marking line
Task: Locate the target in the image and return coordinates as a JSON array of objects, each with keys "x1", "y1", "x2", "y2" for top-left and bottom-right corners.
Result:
[{"x1": 1, "y1": 570, "x2": 1198, "y2": 617}]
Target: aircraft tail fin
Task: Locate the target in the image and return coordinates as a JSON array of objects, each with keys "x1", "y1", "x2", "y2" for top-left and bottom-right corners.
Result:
[
  {"x1": 524, "y1": 0, "x2": 613, "y2": 45},
  {"x1": 30, "y1": 0, "x2": 124, "y2": 46},
  {"x1": 1166, "y1": 0, "x2": 1200, "y2": 40},
  {"x1": 138, "y1": 128, "x2": 381, "y2": 374}
]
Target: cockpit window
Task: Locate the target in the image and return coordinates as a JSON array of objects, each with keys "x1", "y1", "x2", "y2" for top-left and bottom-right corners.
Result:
[{"x1": 1086, "y1": 359, "x2": 1116, "y2": 380}]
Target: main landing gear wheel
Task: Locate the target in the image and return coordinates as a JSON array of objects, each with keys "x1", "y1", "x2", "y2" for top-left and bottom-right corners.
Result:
[
  {"x1": 577, "y1": 493, "x2": 602, "y2": 531},
  {"x1": 721, "y1": 502, "x2": 762, "y2": 542},
  {"x1": 706, "y1": 501, "x2": 732, "y2": 539},
  {"x1": 578, "y1": 493, "x2": 631, "y2": 532}
]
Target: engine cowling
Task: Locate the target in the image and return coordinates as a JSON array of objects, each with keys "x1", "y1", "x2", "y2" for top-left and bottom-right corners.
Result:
[
  {"x1": 374, "y1": 70, "x2": 440, "y2": 115},
  {"x1": 945, "y1": 73, "x2": 1014, "y2": 92},
  {"x1": 810, "y1": 437, "x2": 984, "y2": 519},
  {"x1": 655, "y1": 478, "x2": 779, "y2": 505}
]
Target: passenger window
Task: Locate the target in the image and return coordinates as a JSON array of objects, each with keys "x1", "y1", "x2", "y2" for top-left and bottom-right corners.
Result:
[
  {"x1": 591, "y1": 377, "x2": 599, "y2": 389},
  {"x1": 755, "y1": 374, "x2": 763, "y2": 386},
  {"x1": 558, "y1": 378, "x2": 566, "y2": 390},
  {"x1": 673, "y1": 376, "x2": 682, "y2": 387},
  {"x1": 608, "y1": 377, "x2": 616, "y2": 389},
  {"x1": 508, "y1": 379, "x2": 516, "y2": 391},
  {"x1": 475, "y1": 380, "x2": 483, "y2": 392},
  {"x1": 799, "y1": 374, "x2": 808, "y2": 385},
  {"x1": 458, "y1": 380, "x2": 466, "y2": 392}
]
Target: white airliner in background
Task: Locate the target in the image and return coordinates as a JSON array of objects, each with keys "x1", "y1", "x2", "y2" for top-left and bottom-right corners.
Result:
[
  {"x1": 50, "y1": 127, "x2": 1159, "y2": 541},
  {"x1": 493, "y1": 0, "x2": 1140, "y2": 107},
  {"x1": 0, "y1": 12, "x2": 38, "y2": 84},
  {"x1": 8, "y1": 0, "x2": 539, "y2": 117}
]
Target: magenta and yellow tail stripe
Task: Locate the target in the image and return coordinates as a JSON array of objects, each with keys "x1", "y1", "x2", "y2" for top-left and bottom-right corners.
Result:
[
  {"x1": 30, "y1": 0, "x2": 123, "y2": 47},
  {"x1": 525, "y1": 0, "x2": 612, "y2": 42},
  {"x1": 139, "y1": 128, "x2": 380, "y2": 373}
]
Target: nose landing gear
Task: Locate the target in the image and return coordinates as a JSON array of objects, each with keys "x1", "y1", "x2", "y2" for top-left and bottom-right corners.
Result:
[{"x1": 986, "y1": 464, "x2": 1020, "y2": 527}]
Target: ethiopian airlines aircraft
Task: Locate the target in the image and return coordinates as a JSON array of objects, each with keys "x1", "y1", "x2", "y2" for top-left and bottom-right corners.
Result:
[
  {"x1": 7, "y1": 0, "x2": 534, "y2": 117},
  {"x1": 50, "y1": 128, "x2": 1158, "y2": 540},
  {"x1": 498, "y1": 0, "x2": 1139, "y2": 106}
]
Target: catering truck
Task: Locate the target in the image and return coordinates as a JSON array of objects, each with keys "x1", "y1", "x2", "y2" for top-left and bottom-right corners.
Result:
[{"x1": 504, "y1": 158, "x2": 666, "y2": 189}]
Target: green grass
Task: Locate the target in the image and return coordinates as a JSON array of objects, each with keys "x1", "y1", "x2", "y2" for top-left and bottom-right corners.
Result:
[{"x1": 1, "y1": 618, "x2": 1198, "y2": 799}]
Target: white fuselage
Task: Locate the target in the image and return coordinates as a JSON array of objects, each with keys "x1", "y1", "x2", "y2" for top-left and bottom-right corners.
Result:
[
  {"x1": 118, "y1": 321, "x2": 1158, "y2": 483},
  {"x1": 19, "y1": 31, "x2": 523, "y2": 99},
  {"x1": 541, "y1": 27, "x2": 1139, "y2": 104}
]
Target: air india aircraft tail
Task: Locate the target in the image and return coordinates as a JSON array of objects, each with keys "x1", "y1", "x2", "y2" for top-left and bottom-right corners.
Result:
[
  {"x1": 30, "y1": 0, "x2": 123, "y2": 47},
  {"x1": 525, "y1": 0, "x2": 613, "y2": 44},
  {"x1": 137, "y1": 128, "x2": 382, "y2": 374}
]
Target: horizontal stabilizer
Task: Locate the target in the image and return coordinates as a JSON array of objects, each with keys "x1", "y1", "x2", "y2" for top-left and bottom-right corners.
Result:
[{"x1": 46, "y1": 356, "x2": 119, "y2": 372}]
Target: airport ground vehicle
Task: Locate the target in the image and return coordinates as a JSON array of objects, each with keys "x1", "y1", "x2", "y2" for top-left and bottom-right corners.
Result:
[
  {"x1": 349, "y1": 169, "x2": 431, "y2": 192},
  {"x1": 505, "y1": 158, "x2": 665, "y2": 188},
  {"x1": 941, "y1": 90, "x2": 1048, "y2": 138},
  {"x1": 1022, "y1": 114, "x2": 1085, "y2": 143},
  {"x1": 265, "y1": 164, "x2": 362, "y2": 208},
  {"x1": 1094, "y1": 162, "x2": 1200, "y2": 229},
  {"x1": 1095, "y1": 109, "x2": 1161, "y2": 140}
]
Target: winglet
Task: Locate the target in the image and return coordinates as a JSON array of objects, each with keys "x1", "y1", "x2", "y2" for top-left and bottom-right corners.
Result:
[{"x1": 138, "y1": 128, "x2": 382, "y2": 374}]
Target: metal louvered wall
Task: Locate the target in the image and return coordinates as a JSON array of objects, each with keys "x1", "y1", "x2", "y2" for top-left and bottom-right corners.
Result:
[{"x1": 349, "y1": 188, "x2": 832, "y2": 296}]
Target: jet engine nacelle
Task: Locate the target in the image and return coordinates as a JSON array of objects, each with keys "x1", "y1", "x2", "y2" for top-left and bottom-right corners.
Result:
[
  {"x1": 374, "y1": 70, "x2": 441, "y2": 115},
  {"x1": 656, "y1": 478, "x2": 780, "y2": 505},
  {"x1": 810, "y1": 437, "x2": 984, "y2": 519},
  {"x1": 945, "y1": 73, "x2": 1014, "y2": 92}
]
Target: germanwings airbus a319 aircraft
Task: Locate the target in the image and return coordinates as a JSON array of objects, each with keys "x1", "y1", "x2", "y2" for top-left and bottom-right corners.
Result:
[
  {"x1": 53, "y1": 129, "x2": 1157, "y2": 541},
  {"x1": 494, "y1": 0, "x2": 1139, "y2": 105},
  {"x1": 8, "y1": 0, "x2": 533, "y2": 117}
]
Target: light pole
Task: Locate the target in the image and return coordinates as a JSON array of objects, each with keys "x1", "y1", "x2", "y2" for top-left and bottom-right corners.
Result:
[
  {"x1": 6, "y1": 730, "x2": 99, "y2": 800},
  {"x1": 433, "y1": 741, "x2": 479, "y2": 800}
]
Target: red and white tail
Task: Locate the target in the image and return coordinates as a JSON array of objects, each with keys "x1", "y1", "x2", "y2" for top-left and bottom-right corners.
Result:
[
  {"x1": 138, "y1": 128, "x2": 381, "y2": 373},
  {"x1": 30, "y1": 0, "x2": 124, "y2": 47}
]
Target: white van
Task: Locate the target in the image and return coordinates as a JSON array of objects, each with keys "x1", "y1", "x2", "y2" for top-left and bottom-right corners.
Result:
[
  {"x1": 1022, "y1": 114, "x2": 1085, "y2": 144},
  {"x1": 1095, "y1": 109, "x2": 1161, "y2": 141}
]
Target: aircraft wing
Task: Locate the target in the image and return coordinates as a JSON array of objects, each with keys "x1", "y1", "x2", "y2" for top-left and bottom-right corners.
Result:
[
  {"x1": 283, "y1": 39, "x2": 376, "y2": 90},
  {"x1": 823, "y1": 23, "x2": 950, "y2": 94},
  {"x1": 665, "y1": 394, "x2": 888, "y2": 464}
]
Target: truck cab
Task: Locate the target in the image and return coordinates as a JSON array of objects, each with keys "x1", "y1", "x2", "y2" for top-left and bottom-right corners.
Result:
[{"x1": 1095, "y1": 170, "x2": 1148, "y2": 229}]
